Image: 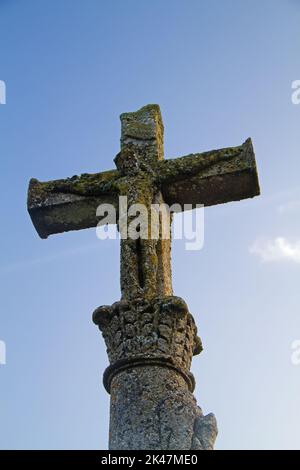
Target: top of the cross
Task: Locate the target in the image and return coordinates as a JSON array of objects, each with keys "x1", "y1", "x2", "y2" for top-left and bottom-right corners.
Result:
[
  {"x1": 120, "y1": 104, "x2": 163, "y2": 128},
  {"x1": 115, "y1": 104, "x2": 164, "y2": 175}
]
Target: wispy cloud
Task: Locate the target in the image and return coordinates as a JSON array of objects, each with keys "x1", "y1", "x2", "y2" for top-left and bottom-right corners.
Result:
[
  {"x1": 250, "y1": 237, "x2": 300, "y2": 263},
  {"x1": 0, "y1": 242, "x2": 101, "y2": 275}
]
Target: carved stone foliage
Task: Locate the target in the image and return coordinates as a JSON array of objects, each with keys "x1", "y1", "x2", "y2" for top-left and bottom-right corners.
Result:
[{"x1": 93, "y1": 296, "x2": 202, "y2": 392}]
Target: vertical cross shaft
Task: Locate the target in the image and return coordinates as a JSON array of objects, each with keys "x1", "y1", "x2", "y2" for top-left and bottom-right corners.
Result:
[
  {"x1": 115, "y1": 105, "x2": 173, "y2": 300},
  {"x1": 93, "y1": 106, "x2": 217, "y2": 450}
]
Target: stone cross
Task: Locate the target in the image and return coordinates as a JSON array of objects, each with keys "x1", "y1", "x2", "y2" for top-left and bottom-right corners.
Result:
[{"x1": 27, "y1": 104, "x2": 260, "y2": 450}]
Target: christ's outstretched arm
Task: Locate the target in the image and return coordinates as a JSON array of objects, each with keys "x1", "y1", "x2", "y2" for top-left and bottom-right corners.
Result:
[{"x1": 156, "y1": 139, "x2": 253, "y2": 184}]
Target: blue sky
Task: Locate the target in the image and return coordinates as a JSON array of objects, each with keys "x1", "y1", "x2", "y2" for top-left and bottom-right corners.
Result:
[{"x1": 1, "y1": 0, "x2": 300, "y2": 450}]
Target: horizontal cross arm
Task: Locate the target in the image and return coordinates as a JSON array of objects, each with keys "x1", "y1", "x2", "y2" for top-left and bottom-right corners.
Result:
[
  {"x1": 27, "y1": 170, "x2": 120, "y2": 239},
  {"x1": 158, "y1": 138, "x2": 260, "y2": 208}
]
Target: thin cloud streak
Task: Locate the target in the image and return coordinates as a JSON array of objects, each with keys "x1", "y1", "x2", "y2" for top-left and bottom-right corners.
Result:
[
  {"x1": 0, "y1": 242, "x2": 102, "y2": 275},
  {"x1": 250, "y1": 237, "x2": 300, "y2": 263}
]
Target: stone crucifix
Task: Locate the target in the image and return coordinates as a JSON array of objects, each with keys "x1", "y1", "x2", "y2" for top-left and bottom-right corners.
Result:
[{"x1": 27, "y1": 104, "x2": 260, "y2": 450}]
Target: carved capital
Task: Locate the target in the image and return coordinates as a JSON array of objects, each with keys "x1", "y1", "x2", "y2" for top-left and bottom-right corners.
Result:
[{"x1": 93, "y1": 296, "x2": 202, "y2": 393}]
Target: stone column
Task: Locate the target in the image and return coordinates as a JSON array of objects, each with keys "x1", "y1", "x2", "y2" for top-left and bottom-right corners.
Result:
[{"x1": 93, "y1": 296, "x2": 217, "y2": 450}]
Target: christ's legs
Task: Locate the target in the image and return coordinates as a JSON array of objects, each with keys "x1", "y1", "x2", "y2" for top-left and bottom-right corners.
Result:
[
  {"x1": 140, "y1": 238, "x2": 158, "y2": 299},
  {"x1": 120, "y1": 238, "x2": 143, "y2": 300}
]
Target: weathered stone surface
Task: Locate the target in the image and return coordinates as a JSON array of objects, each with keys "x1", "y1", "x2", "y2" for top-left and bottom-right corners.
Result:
[
  {"x1": 93, "y1": 296, "x2": 217, "y2": 450},
  {"x1": 109, "y1": 366, "x2": 217, "y2": 450},
  {"x1": 93, "y1": 296, "x2": 201, "y2": 392},
  {"x1": 28, "y1": 104, "x2": 259, "y2": 301},
  {"x1": 191, "y1": 413, "x2": 218, "y2": 450},
  {"x1": 27, "y1": 105, "x2": 259, "y2": 248},
  {"x1": 159, "y1": 138, "x2": 260, "y2": 208},
  {"x1": 27, "y1": 176, "x2": 119, "y2": 239}
]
